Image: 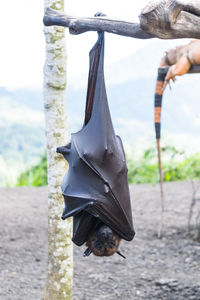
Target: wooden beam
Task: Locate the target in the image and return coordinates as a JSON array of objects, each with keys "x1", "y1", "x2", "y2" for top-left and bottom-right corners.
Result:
[
  {"x1": 43, "y1": 8, "x2": 154, "y2": 39},
  {"x1": 140, "y1": 0, "x2": 200, "y2": 39},
  {"x1": 44, "y1": 0, "x2": 200, "y2": 40}
]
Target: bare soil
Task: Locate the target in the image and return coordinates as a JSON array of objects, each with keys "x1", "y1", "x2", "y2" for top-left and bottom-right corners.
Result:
[{"x1": 0, "y1": 182, "x2": 200, "y2": 300}]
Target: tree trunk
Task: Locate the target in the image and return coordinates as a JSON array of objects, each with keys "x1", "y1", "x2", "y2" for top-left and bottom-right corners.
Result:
[{"x1": 43, "y1": 1, "x2": 73, "y2": 299}]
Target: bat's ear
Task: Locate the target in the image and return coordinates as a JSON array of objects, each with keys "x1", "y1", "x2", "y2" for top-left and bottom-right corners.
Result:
[
  {"x1": 116, "y1": 251, "x2": 126, "y2": 259},
  {"x1": 83, "y1": 248, "x2": 92, "y2": 257}
]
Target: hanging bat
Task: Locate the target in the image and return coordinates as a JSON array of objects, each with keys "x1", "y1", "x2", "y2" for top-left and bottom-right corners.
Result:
[{"x1": 57, "y1": 32, "x2": 135, "y2": 258}]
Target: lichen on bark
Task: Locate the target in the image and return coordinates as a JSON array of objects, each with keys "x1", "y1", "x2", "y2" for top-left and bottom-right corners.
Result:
[{"x1": 44, "y1": 0, "x2": 73, "y2": 299}]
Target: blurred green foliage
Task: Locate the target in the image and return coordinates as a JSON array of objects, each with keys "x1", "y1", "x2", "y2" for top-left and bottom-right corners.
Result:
[
  {"x1": 16, "y1": 146, "x2": 200, "y2": 187},
  {"x1": 127, "y1": 146, "x2": 200, "y2": 184},
  {"x1": 17, "y1": 154, "x2": 47, "y2": 186}
]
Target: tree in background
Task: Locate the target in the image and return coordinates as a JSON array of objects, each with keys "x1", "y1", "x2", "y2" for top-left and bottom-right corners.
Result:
[{"x1": 43, "y1": 0, "x2": 73, "y2": 299}]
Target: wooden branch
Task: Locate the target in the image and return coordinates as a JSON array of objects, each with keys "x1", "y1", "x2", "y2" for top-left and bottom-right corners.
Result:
[
  {"x1": 140, "y1": 0, "x2": 200, "y2": 39},
  {"x1": 43, "y1": 8, "x2": 154, "y2": 39},
  {"x1": 44, "y1": 0, "x2": 200, "y2": 40}
]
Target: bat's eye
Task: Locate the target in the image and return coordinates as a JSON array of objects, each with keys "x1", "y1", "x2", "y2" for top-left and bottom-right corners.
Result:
[
  {"x1": 108, "y1": 232, "x2": 113, "y2": 238},
  {"x1": 108, "y1": 240, "x2": 116, "y2": 249},
  {"x1": 95, "y1": 241, "x2": 103, "y2": 250}
]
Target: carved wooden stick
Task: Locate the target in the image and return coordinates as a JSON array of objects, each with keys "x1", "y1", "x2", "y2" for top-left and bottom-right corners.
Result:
[
  {"x1": 44, "y1": 0, "x2": 200, "y2": 40},
  {"x1": 140, "y1": 0, "x2": 200, "y2": 39},
  {"x1": 43, "y1": 8, "x2": 154, "y2": 39}
]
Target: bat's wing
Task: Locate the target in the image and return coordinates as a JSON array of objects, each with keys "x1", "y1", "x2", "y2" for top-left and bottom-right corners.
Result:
[{"x1": 58, "y1": 32, "x2": 135, "y2": 246}]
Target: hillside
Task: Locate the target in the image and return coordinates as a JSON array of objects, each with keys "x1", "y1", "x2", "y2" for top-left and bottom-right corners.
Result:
[{"x1": 1, "y1": 39, "x2": 200, "y2": 186}]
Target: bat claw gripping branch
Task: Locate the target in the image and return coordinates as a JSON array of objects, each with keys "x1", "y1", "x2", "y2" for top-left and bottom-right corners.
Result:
[{"x1": 94, "y1": 12, "x2": 107, "y2": 17}]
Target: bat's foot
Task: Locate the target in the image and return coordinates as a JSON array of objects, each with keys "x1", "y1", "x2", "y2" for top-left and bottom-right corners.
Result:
[
  {"x1": 83, "y1": 248, "x2": 92, "y2": 257},
  {"x1": 94, "y1": 12, "x2": 106, "y2": 17}
]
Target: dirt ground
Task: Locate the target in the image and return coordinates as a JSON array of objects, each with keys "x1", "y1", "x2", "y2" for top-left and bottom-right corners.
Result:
[{"x1": 0, "y1": 182, "x2": 200, "y2": 300}]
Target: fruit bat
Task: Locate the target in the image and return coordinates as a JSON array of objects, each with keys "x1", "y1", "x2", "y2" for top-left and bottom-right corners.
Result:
[{"x1": 57, "y1": 32, "x2": 135, "y2": 257}]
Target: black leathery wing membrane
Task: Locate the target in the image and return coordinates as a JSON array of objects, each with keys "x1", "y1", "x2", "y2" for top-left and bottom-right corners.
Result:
[{"x1": 57, "y1": 32, "x2": 135, "y2": 247}]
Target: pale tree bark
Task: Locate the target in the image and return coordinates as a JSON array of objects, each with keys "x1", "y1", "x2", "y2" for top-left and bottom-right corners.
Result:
[
  {"x1": 44, "y1": 0, "x2": 200, "y2": 39},
  {"x1": 43, "y1": 0, "x2": 73, "y2": 299}
]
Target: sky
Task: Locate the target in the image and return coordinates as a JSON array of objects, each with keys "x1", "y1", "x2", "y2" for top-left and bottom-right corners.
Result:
[{"x1": 0, "y1": 0, "x2": 156, "y2": 90}]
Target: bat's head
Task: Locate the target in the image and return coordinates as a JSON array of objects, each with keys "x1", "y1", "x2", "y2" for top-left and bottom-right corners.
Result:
[{"x1": 84, "y1": 224, "x2": 124, "y2": 257}]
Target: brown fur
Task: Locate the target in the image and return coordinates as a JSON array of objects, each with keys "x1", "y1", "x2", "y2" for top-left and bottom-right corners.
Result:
[{"x1": 86, "y1": 225, "x2": 121, "y2": 257}]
